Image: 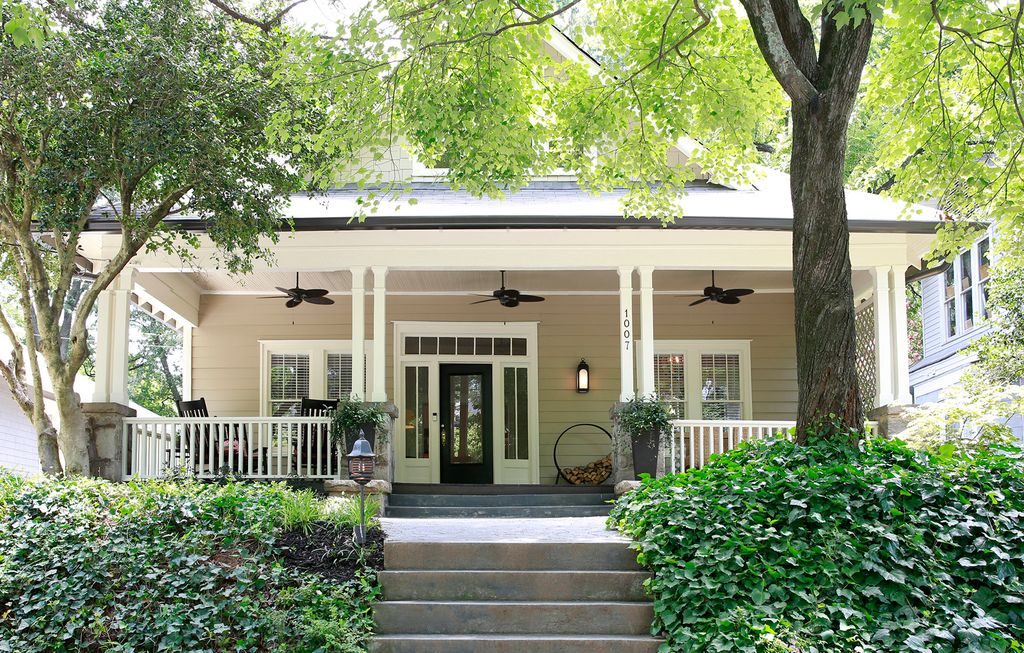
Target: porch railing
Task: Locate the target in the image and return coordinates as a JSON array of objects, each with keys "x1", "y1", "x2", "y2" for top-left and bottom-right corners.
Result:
[
  {"x1": 668, "y1": 419, "x2": 795, "y2": 473},
  {"x1": 122, "y1": 416, "x2": 336, "y2": 480}
]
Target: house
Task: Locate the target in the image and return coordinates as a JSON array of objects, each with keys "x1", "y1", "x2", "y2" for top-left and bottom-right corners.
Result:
[
  {"x1": 910, "y1": 229, "x2": 1024, "y2": 441},
  {"x1": 72, "y1": 30, "x2": 941, "y2": 487}
]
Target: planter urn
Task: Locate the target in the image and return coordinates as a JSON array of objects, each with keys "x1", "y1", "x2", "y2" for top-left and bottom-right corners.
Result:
[{"x1": 631, "y1": 428, "x2": 661, "y2": 479}]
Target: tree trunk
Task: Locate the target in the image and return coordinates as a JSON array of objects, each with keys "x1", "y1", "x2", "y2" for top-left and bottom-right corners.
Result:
[
  {"x1": 54, "y1": 382, "x2": 90, "y2": 475},
  {"x1": 790, "y1": 99, "x2": 864, "y2": 439},
  {"x1": 35, "y1": 419, "x2": 62, "y2": 474}
]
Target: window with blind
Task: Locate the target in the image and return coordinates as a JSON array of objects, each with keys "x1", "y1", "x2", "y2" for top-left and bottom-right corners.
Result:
[
  {"x1": 261, "y1": 341, "x2": 361, "y2": 417},
  {"x1": 944, "y1": 232, "x2": 994, "y2": 339},
  {"x1": 654, "y1": 354, "x2": 686, "y2": 418},
  {"x1": 269, "y1": 354, "x2": 310, "y2": 417},
  {"x1": 651, "y1": 341, "x2": 750, "y2": 421},
  {"x1": 700, "y1": 353, "x2": 743, "y2": 419}
]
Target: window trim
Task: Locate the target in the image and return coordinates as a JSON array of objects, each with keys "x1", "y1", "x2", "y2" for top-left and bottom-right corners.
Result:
[
  {"x1": 943, "y1": 232, "x2": 993, "y2": 342},
  {"x1": 648, "y1": 340, "x2": 753, "y2": 420},
  {"x1": 258, "y1": 340, "x2": 366, "y2": 417}
]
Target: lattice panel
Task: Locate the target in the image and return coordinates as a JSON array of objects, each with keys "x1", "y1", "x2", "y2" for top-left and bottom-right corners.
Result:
[{"x1": 854, "y1": 302, "x2": 877, "y2": 415}]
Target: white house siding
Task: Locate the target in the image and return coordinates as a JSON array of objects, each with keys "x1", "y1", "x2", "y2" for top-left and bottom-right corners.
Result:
[
  {"x1": 190, "y1": 291, "x2": 797, "y2": 484},
  {"x1": 0, "y1": 385, "x2": 40, "y2": 476}
]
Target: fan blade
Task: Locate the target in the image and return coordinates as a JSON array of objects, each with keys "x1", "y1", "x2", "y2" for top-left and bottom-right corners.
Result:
[
  {"x1": 718, "y1": 295, "x2": 741, "y2": 305},
  {"x1": 516, "y1": 294, "x2": 545, "y2": 302},
  {"x1": 471, "y1": 298, "x2": 498, "y2": 305},
  {"x1": 275, "y1": 287, "x2": 293, "y2": 295},
  {"x1": 285, "y1": 297, "x2": 303, "y2": 308},
  {"x1": 723, "y1": 288, "x2": 754, "y2": 297},
  {"x1": 472, "y1": 293, "x2": 499, "y2": 298},
  {"x1": 303, "y1": 295, "x2": 335, "y2": 305},
  {"x1": 259, "y1": 296, "x2": 286, "y2": 299},
  {"x1": 301, "y1": 288, "x2": 330, "y2": 298},
  {"x1": 689, "y1": 297, "x2": 712, "y2": 306}
]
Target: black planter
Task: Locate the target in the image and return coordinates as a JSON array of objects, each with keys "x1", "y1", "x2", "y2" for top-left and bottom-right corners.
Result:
[{"x1": 630, "y1": 428, "x2": 661, "y2": 479}]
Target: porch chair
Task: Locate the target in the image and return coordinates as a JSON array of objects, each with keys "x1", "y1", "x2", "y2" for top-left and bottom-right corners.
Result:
[
  {"x1": 296, "y1": 398, "x2": 339, "y2": 476},
  {"x1": 176, "y1": 398, "x2": 253, "y2": 476}
]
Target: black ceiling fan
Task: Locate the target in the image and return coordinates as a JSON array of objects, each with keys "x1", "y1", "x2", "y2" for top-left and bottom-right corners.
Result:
[
  {"x1": 262, "y1": 273, "x2": 335, "y2": 309},
  {"x1": 688, "y1": 271, "x2": 754, "y2": 306},
  {"x1": 471, "y1": 271, "x2": 545, "y2": 308}
]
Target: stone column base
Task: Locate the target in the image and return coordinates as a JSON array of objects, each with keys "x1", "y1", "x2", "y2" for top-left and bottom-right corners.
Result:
[
  {"x1": 868, "y1": 404, "x2": 913, "y2": 438},
  {"x1": 83, "y1": 402, "x2": 136, "y2": 481}
]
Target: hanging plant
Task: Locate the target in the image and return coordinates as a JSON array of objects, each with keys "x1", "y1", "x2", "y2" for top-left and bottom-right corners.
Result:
[{"x1": 330, "y1": 396, "x2": 389, "y2": 452}]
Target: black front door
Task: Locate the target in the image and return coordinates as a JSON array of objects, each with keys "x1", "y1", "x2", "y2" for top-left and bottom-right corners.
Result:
[{"x1": 440, "y1": 364, "x2": 493, "y2": 484}]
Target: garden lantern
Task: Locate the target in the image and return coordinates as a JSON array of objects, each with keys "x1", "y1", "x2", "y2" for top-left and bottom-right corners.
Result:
[{"x1": 347, "y1": 435, "x2": 375, "y2": 545}]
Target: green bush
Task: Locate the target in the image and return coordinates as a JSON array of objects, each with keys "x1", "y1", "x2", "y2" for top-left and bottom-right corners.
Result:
[
  {"x1": 0, "y1": 475, "x2": 380, "y2": 652},
  {"x1": 609, "y1": 436, "x2": 1024, "y2": 652}
]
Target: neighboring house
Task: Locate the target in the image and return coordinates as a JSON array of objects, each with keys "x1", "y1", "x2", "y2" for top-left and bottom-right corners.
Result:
[
  {"x1": 74, "y1": 30, "x2": 940, "y2": 486},
  {"x1": 910, "y1": 230, "x2": 1024, "y2": 441}
]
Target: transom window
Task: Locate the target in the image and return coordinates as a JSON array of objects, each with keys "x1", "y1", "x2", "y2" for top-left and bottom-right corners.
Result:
[
  {"x1": 944, "y1": 234, "x2": 992, "y2": 339},
  {"x1": 651, "y1": 341, "x2": 752, "y2": 420}
]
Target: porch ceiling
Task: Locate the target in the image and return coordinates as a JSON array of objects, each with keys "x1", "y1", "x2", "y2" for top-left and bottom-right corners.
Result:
[{"x1": 182, "y1": 269, "x2": 805, "y2": 294}]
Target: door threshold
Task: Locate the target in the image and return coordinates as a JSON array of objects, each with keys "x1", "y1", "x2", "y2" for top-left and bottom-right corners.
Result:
[{"x1": 391, "y1": 483, "x2": 614, "y2": 495}]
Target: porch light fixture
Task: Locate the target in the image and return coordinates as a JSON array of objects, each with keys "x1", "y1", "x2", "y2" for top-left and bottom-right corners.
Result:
[
  {"x1": 576, "y1": 359, "x2": 590, "y2": 393},
  {"x1": 347, "y1": 436, "x2": 376, "y2": 545}
]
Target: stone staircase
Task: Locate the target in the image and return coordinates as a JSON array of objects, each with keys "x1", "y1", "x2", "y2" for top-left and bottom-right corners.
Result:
[
  {"x1": 370, "y1": 540, "x2": 661, "y2": 653},
  {"x1": 386, "y1": 484, "x2": 615, "y2": 519}
]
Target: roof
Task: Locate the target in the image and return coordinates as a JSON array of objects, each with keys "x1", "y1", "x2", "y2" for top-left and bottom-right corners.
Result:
[{"x1": 86, "y1": 178, "x2": 942, "y2": 235}]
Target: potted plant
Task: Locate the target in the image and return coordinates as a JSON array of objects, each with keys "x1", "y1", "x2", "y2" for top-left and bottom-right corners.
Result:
[
  {"x1": 330, "y1": 396, "x2": 389, "y2": 453},
  {"x1": 618, "y1": 395, "x2": 671, "y2": 479}
]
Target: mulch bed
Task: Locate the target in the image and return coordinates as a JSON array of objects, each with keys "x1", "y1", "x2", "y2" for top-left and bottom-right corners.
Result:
[{"x1": 276, "y1": 522, "x2": 385, "y2": 582}]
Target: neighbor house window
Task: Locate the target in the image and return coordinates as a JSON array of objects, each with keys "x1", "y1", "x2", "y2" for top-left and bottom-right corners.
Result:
[
  {"x1": 944, "y1": 233, "x2": 993, "y2": 340},
  {"x1": 260, "y1": 341, "x2": 361, "y2": 416},
  {"x1": 651, "y1": 341, "x2": 751, "y2": 421}
]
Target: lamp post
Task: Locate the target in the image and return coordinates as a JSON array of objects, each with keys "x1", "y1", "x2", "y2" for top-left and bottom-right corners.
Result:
[{"x1": 347, "y1": 435, "x2": 376, "y2": 545}]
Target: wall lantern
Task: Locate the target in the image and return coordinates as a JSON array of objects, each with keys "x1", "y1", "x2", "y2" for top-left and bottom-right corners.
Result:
[
  {"x1": 576, "y1": 359, "x2": 590, "y2": 393},
  {"x1": 347, "y1": 435, "x2": 376, "y2": 545}
]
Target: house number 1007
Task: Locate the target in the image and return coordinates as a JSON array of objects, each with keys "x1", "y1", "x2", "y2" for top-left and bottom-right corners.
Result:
[{"x1": 622, "y1": 309, "x2": 631, "y2": 350}]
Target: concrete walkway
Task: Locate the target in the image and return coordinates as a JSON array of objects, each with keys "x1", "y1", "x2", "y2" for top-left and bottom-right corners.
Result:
[{"x1": 381, "y1": 516, "x2": 629, "y2": 543}]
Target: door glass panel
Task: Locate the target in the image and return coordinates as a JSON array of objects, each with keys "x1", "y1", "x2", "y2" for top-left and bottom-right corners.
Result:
[
  {"x1": 448, "y1": 374, "x2": 484, "y2": 465},
  {"x1": 504, "y1": 367, "x2": 529, "y2": 460},
  {"x1": 404, "y1": 366, "x2": 429, "y2": 459}
]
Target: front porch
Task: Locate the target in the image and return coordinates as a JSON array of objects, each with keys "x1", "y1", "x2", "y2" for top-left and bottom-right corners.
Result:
[{"x1": 80, "y1": 226, "x2": 926, "y2": 485}]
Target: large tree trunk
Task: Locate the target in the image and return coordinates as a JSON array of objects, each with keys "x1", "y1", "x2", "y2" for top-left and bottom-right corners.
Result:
[
  {"x1": 54, "y1": 382, "x2": 90, "y2": 475},
  {"x1": 35, "y1": 415, "x2": 62, "y2": 475},
  {"x1": 790, "y1": 99, "x2": 864, "y2": 438}
]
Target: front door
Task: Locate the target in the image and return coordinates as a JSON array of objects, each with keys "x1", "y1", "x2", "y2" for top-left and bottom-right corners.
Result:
[{"x1": 440, "y1": 364, "x2": 493, "y2": 484}]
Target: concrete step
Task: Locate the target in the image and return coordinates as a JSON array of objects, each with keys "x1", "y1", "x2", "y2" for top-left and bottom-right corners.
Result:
[
  {"x1": 379, "y1": 570, "x2": 650, "y2": 601},
  {"x1": 384, "y1": 541, "x2": 643, "y2": 572},
  {"x1": 374, "y1": 601, "x2": 654, "y2": 635},
  {"x1": 385, "y1": 505, "x2": 612, "y2": 519},
  {"x1": 388, "y1": 493, "x2": 615, "y2": 507},
  {"x1": 392, "y1": 483, "x2": 612, "y2": 495},
  {"x1": 369, "y1": 634, "x2": 662, "y2": 653}
]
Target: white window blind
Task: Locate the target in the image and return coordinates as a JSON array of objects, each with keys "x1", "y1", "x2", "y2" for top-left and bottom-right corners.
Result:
[
  {"x1": 701, "y1": 353, "x2": 742, "y2": 419},
  {"x1": 654, "y1": 354, "x2": 686, "y2": 419},
  {"x1": 269, "y1": 353, "x2": 310, "y2": 416},
  {"x1": 326, "y1": 353, "x2": 353, "y2": 400}
]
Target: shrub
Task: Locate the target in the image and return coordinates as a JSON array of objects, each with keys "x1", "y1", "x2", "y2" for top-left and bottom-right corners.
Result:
[
  {"x1": 0, "y1": 474, "x2": 381, "y2": 652},
  {"x1": 609, "y1": 436, "x2": 1024, "y2": 652}
]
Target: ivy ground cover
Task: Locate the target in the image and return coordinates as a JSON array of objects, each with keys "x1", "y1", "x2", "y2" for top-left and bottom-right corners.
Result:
[
  {"x1": 0, "y1": 474, "x2": 382, "y2": 652},
  {"x1": 610, "y1": 437, "x2": 1024, "y2": 652}
]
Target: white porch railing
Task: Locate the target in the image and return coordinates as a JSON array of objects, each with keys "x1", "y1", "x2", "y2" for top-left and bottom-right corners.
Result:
[
  {"x1": 123, "y1": 416, "x2": 337, "y2": 480},
  {"x1": 668, "y1": 419, "x2": 796, "y2": 473}
]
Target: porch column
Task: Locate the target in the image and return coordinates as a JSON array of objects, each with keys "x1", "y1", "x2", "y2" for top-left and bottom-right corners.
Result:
[
  {"x1": 371, "y1": 266, "x2": 388, "y2": 402},
  {"x1": 618, "y1": 266, "x2": 636, "y2": 402},
  {"x1": 93, "y1": 266, "x2": 135, "y2": 404},
  {"x1": 871, "y1": 266, "x2": 894, "y2": 408},
  {"x1": 890, "y1": 265, "x2": 912, "y2": 404},
  {"x1": 638, "y1": 266, "x2": 655, "y2": 397},
  {"x1": 351, "y1": 266, "x2": 366, "y2": 399}
]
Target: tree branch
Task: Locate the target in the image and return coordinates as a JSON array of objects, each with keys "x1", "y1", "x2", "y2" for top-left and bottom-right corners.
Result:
[
  {"x1": 207, "y1": 0, "x2": 311, "y2": 32},
  {"x1": 739, "y1": 0, "x2": 819, "y2": 103}
]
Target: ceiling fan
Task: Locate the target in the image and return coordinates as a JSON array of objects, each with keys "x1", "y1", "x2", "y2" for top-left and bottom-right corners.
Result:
[
  {"x1": 262, "y1": 273, "x2": 335, "y2": 309},
  {"x1": 471, "y1": 271, "x2": 545, "y2": 308},
  {"x1": 687, "y1": 271, "x2": 754, "y2": 306}
]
